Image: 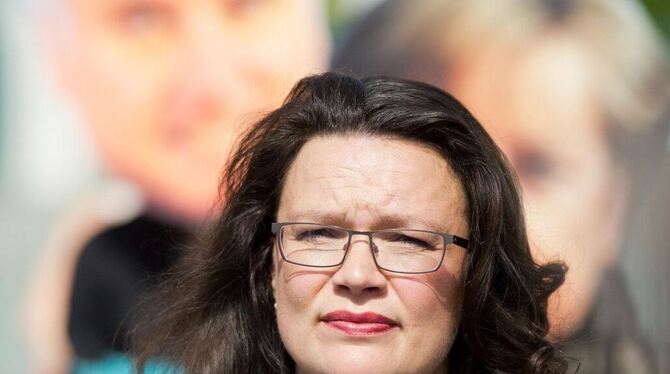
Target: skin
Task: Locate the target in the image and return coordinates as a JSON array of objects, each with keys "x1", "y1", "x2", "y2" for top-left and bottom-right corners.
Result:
[
  {"x1": 272, "y1": 135, "x2": 470, "y2": 373},
  {"x1": 447, "y1": 34, "x2": 627, "y2": 339},
  {"x1": 49, "y1": 0, "x2": 330, "y2": 222}
]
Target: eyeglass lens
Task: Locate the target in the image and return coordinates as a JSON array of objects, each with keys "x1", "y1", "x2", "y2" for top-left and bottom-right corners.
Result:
[{"x1": 279, "y1": 223, "x2": 445, "y2": 273}]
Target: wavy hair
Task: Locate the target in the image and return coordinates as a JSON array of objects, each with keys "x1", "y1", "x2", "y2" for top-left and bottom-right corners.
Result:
[{"x1": 133, "y1": 72, "x2": 567, "y2": 373}]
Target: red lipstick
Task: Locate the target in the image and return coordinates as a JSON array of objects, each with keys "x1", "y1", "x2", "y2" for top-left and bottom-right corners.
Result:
[{"x1": 321, "y1": 310, "x2": 398, "y2": 336}]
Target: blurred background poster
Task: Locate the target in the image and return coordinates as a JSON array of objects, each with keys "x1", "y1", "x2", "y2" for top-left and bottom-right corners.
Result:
[{"x1": 0, "y1": 0, "x2": 668, "y2": 373}]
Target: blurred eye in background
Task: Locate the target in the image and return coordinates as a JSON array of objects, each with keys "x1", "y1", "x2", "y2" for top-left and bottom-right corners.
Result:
[
  {"x1": 223, "y1": 0, "x2": 270, "y2": 17},
  {"x1": 512, "y1": 148, "x2": 560, "y2": 189},
  {"x1": 112, "y1": 0, "x2": 176, "y2": 37}
]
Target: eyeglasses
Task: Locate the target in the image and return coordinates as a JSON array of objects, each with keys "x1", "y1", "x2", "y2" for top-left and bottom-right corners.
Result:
[{"x1": 271, "y1": 222, "x2": 469, "y2": 274}]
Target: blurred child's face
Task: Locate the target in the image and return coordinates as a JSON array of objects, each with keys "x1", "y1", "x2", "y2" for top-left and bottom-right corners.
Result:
[
  {"x1": 448, "y1": 36, "x2": 627, "y2": 338},
  {"x1": 51, "y1": 0, "x2": 329, "y2": 222}
]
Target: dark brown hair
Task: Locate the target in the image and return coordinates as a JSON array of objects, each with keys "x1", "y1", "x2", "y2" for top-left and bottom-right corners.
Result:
[{"x1": 134, "y1": 72, "x2": 567, "y2": 373}]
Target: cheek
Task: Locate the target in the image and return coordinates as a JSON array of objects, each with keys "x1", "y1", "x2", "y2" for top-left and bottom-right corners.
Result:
[
  {"x1": 273, "y1": 266, "x2": 332, "y2": 357},
  {"x1": 273, "y1": 263, "x2": 332, "y2": 313},
  {"x1": 523, "y1": 174, "x2": 613, "y2": 265},
  {"x1": 387, "y1": 269, "x2": 464, "y2": 369},
  {"x1": 522, "y1": 176, "x2": 617, "y2": 336},
  {"x1": 74, "y1": 45, "x2": 200, "y2": 178},
  {"x1": 390, "y1": 266, "x2": 464, "y2": 329},
  {"x1": 75, "y1": 45, "x2": 168, "y2": 149},
  {"x1": 518, "y1": 139, "x2": 615, "y2": 265}
]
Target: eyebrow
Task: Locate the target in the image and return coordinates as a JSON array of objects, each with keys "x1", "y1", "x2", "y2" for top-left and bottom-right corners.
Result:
[{"x1": 281, "y1": 210, "x2": 449, "y2": 232}]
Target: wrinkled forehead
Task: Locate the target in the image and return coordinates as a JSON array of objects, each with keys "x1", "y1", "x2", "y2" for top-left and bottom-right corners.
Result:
[{"x1": 277, "y1": 134, "x2": 469, "y2": 233}]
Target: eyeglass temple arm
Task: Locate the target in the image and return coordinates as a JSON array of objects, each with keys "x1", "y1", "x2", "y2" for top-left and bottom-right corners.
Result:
[{"x1": 449, "y1": 235, "x2": 470, "y2": 250}]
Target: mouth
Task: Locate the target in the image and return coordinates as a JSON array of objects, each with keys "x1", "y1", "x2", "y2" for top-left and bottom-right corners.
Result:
[{"x1": 321, "y1": 310, "x2": 399, "y2": 336}]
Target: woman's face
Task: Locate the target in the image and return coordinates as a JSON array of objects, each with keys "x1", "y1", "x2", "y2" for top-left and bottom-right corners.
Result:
[
  {"x1": 448, "y1": 36, "x2": 627, "y2": 338},
  {"x1": 272, "y1": 135, "x2": 469, "y2": 373},
  {"x1": 50, "y1": 0, "x2": 330, "y2": 222}
]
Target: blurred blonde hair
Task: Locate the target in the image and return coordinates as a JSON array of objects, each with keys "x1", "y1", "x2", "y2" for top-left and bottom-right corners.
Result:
[{"x1": 337, "y1": 0, "x2": 670, "y2": 164}]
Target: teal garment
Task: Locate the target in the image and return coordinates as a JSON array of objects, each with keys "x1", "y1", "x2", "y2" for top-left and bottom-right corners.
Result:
[{"x1": 72, "y1": 353, "x2": 182, "y2": 374}]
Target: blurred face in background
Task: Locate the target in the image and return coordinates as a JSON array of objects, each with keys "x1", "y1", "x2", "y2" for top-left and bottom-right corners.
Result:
[
  {"x1": 448, "y1": 34, "x2": 627, "y2": 338},
  {"x1": 48, "y1": 0, "x2": 330, "y2": 222}
]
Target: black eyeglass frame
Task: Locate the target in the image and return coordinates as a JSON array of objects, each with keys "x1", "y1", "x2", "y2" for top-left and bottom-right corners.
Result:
[{"x1": 271, "y1": 222, "x2": 470, "y2": 274}]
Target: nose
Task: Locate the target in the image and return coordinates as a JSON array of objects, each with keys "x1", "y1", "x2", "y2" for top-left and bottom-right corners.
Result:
[
  {"x1": 169, "y1": 11, "x2": 251, "y2": 128},
  {"x1": 331, "y1": 235, "x2": 387, "y2": 296}
]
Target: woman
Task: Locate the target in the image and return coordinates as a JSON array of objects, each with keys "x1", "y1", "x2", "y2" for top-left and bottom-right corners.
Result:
[
  {"x1": 333, "y1": 0, "x2": 670, "y2": 371},
  {"x1": 135, "y1": 73, "x2": 568, "y2": 373}
]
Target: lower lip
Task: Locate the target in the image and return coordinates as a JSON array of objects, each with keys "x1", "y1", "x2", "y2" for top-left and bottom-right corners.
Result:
[{"x1": 324, "y1": 321, "x2": 397, "y2": 335}]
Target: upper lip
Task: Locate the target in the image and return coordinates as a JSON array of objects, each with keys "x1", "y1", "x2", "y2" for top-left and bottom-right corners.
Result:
[{"x1": 321, "y1": 310, "x2": 398, "y2": 325}]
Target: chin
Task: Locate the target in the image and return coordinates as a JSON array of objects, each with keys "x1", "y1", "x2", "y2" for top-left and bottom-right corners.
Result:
[
  {"x1": 297, "y1": 360, "x2": 393, "y2": 374},
  {"x1": 296, "y1": 350, "x2": 444, "y2": 374},
  {"x1": 147, "y1": 185, "x2": 219, "y2": 225}
]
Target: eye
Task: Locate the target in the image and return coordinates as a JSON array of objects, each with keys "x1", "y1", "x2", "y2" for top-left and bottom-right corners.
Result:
[
  {"x1": 294, "y1": 228, "x2": 342, "y2": 241},
  {"x1": 223, "y1": 0, "x2": 269, "y2": 16},
  {"x1": 386, "y1": 233, "x2": 432, "y2": 249},
  {"x1": 513, "y1": 149, "x2": 557, "y2": 183},
  {"x1": 115, "y1": 1, "x2": 174, "y2": 35}
]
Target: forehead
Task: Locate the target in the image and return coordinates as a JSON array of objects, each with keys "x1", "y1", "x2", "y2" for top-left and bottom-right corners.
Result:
[
  {"x1": 452, "y1": 36, "x2": 603, "y2": 141},
  {"x1": 277, "y1": 135, "x2": 468, "y2": 233}
]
